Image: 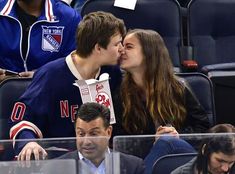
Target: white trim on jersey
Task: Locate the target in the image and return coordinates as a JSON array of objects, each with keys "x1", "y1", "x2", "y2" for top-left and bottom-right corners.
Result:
[
  {"x1": 66, "y1": 51, "x2": 101, "y2": 80},
  {"x1": 10, "y1": 120, "x2": 43, "y2": 147},
  {"x1": 66, "y1": 52, "x2": 83, "y2": 80}
]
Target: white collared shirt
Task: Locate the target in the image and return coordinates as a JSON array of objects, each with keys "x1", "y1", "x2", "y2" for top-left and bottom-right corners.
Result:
[
  {"x1": 78, "y1": 148, "x2": 110, "y2": 174},
  {"x1": 65, "y1": 51, "x2": 101, "y2": 80}
]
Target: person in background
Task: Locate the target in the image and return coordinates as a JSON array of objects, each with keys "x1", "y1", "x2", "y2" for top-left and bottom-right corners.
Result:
[
  {"x1": 61, "y1": 0, "x2": 86, "y2": 15},
  {"x1": 61, "y1": 0, "x2": 73, "y2": 5},
  {"x1": 71, "y1": 0, "x2": 86, "y2": 14},
  {"x1": 113, "y1": 29, "x2": 210, "y2": 174},
  {"x1": 9, "y1": 11, "x2": 126, "y2": 161},
  {"x1": 58, "y1": 102, "x2": 146, "y2": 174},
  {"x1": 0, "y1": 0, "x2": 81, "y2": 80},
  {"x1": 172, "y1": 124, "x2": 235, "y2": 174}
]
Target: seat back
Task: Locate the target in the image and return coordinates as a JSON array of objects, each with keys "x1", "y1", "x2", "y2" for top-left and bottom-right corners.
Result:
[
  {"x1": 208, "y1": 71, "x2": 235, "y2": 126},
  {"x1": 152, "y1": 153, "x2": 197, "y2": 174},
  {"x1": 176, "y1": 73, "x2": 216, "y2": 126},
  {"x1": 81, "y1": 0, "x2": 183, "y2": 70},
  {"x1": 188, "y1": 0, "x2": 235, "y2": 70},
  {"x1": 0, "y1": 78, "x2": 32, "y2": 140},
  {"x1": 177, "y1": 0, "x2": 191, "y2": 7}
]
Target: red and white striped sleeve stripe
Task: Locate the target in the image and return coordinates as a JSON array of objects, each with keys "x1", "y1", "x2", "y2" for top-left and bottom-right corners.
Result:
[
  {"x1": 0, "y1": 0, "x2": 15, "y2": 15},
  {"x1": 45, "y1": 0, "x2": 54, "y2": 22},
  {"x1": 10, "y1": 120, "x2": 43, "y2": 140}
]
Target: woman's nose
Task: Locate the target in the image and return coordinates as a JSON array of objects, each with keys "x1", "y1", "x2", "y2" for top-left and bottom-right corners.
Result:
[{"x1": 119, "y1": 44, "x2": 125, "y2": 53}]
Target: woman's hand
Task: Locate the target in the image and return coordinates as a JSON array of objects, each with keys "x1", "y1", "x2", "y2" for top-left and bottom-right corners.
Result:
[
  {"x1": 0, "y1": 68, "x2": 6, "y2": 81},
  {"x1": 19, "y1": 71, "x2": 34, "y2": 78},
  {"x1": 154, "y1": 125, "x2": 179, "y2": 143},
  {"x1": 156, "y1": 125, "x2": 179, "y2": 136}
]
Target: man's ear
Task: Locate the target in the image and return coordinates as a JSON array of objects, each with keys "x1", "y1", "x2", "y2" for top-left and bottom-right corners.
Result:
[
  {"x1": 201, "y1": 143, "x2": 207, "y2": 155},
  {"x1": 106, "y1": 125, "x2": 113, "y2": 138},
  {"x1": 94, "y1": 43, "x2": 101, "y2": 53}
]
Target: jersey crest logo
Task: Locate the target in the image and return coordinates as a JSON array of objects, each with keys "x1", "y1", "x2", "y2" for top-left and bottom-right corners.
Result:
[{"x1": 41, "y1": 26, "x2": 64, "y2": 52}]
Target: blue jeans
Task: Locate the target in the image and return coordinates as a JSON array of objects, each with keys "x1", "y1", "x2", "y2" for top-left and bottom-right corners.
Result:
[{"x1": 144, "y1": 136, "x2": 196, "y2": 174}]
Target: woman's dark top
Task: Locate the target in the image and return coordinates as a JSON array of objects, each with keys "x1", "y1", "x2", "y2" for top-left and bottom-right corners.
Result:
[{"x1": 111, "y1": 86, "x2": 210, "y2": 158}]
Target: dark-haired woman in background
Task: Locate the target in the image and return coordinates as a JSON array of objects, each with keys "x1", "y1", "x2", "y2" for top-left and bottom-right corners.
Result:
[{"x1": 172, "y1": 124, "x2": 235, "y2": 174}]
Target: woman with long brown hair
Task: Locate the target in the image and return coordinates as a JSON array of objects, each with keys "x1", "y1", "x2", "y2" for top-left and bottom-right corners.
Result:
[{"x1": 113, "y1": 29, "x2": 210, "y2": 174}]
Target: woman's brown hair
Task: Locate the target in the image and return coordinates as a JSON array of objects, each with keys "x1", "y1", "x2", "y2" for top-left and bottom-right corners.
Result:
[{"x1": 121, "y1": 29, "x2": 186, "y2": 133}]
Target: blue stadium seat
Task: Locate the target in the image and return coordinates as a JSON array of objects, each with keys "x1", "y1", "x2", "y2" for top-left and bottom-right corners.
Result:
[
  {"x1": 0, "y1": 77, "x2": 32, "y2": 161},
  {"x1": 177, "y1": 0, "x2": 191, "y2": 7},
  {"x1": 0, "y1": 77, "x2": 32, "y2": 140},
  {"x1": 187, "y1": 0, "x2": 235, "y2": 73},
  {"x1": 208, "y1": 71, "x2": 235, "y2": 126},
  {"x1": 176, "y1": 73, "x2": 216, "y2": 126},
  {"x1": 152, "y1": 153, "x2": 197, "y2": 174},
  {"x1": 81, "y1": 0, "x2": 183, "y2": 71}
]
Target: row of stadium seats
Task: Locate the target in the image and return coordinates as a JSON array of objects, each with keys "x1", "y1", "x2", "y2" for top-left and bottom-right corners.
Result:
[
  {"x1": 80, "y1": 0, "x2": 235, "y2": 133},
  {"x1": 1, "y1": 1, "x2": 233, "y2": 138},
  {"x1": 0, "y1": 73, "x2": 216, "y2": 140},
  {"x1": 1, "y1": 0, "x2": 235, "y2": 140},
  {"x1": 81, "y1": 0, "x2": 235, "y2": 74}
]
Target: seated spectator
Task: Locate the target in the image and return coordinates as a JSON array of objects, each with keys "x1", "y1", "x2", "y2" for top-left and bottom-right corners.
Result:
[
  {"x1": 0, "y1": 0, "x2": 81, "y2": 80},
  {"x1": 171, "y1": 124, "x2": 235, "y2": 174},
  {"x1": 58, "y1": 102, "x2": 146, "y2": 174},
  {"x1": 71, "y1": 0, "x2": 86, "y2": 14},
  {"x1": 113, "y1": 29, "x2": 210, "y2": 173},
  {"x1": 61, "y1": 0, "x2": 86, "y2": 14},
  {"x1": 9, "y1": 11, "x2": 126, "y2": 161},
  {"x1": 61, "y1": 0, "x2": 73, "y2": 5}
]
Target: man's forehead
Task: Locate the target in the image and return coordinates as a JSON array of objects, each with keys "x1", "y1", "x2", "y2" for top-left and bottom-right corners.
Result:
[
  {"x1": 76, "y1": 117, "x2": 104, "y2": 128},
  {"x1": 110, "y1": 33, "x2": 122, "y2": 40}
]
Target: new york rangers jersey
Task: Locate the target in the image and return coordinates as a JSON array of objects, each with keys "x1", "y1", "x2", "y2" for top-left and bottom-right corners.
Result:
[
  {"x1": 0, "y1": 0, "x2": 81, "y2": 72},
  {"x1": 9, "y1": 54, "x2": 122, "y2": 152}
]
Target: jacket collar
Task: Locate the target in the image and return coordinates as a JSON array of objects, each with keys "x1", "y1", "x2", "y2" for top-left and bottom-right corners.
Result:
[{"x1": 0, "y1": 0, "x2": 56, "y2": 22}]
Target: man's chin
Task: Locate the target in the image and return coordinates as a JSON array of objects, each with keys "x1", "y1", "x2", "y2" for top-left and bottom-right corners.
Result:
[
  {"x1": 111, "y1": 61, "x2": 119, "y2": 66},
  {"x1": 107, "y1": 59, "x2": 119, "y2": 66},
  {"x1": 211, "y1": 171, "x2": 228, "y2": 174}
]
